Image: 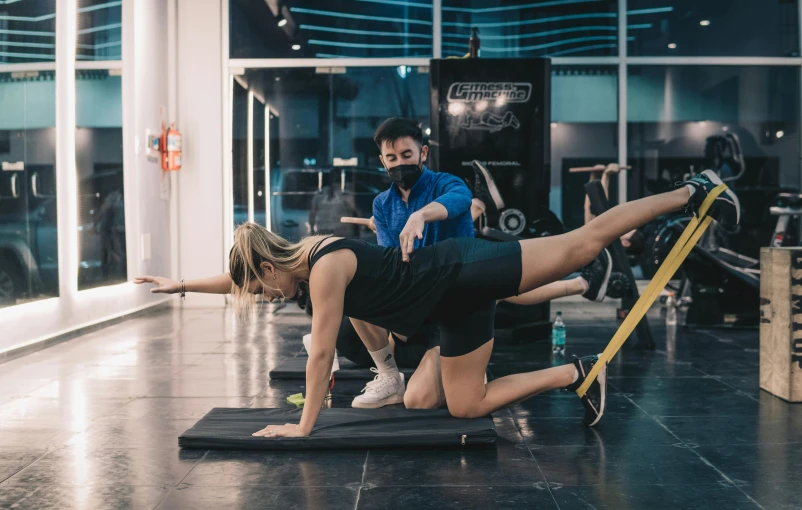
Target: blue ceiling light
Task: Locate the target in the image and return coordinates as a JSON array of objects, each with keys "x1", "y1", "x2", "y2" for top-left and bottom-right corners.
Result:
[
  {"x1": 290, "y1": 8, "x2": 433, "y2": 26},
  {"x1": 309, "y1": 39, "x2": 431, "y2": 49},
  {"x1": 299, "y1": 24, "x2": 432, "y2": 39},
  {"x1": 547, "y1": 43, "x2": 617, "y2": 56},
  {"x1": 626, "y1": 7, "x2": 674, "y2": 15},
  {"x1": 443, "y1": 0, "x2": 603, "y2": 14},
  {"x1": 78, "y1": 1, "x2": 122, "y2": 14},
  {"x1": 353, "y1": 0, "x2": 432, "y2": 8},
  {"x1": 444, "y1": 12, "x2": 616, "y2": 29}
]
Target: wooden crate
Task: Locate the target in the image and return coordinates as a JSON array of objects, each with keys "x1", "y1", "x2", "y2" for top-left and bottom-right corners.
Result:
[{"x1": 760, "y1": 247, "x2": 802, "y2": 402}]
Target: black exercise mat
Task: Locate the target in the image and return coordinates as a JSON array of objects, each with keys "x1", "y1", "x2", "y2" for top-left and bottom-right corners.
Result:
[
  {"x1": 269, "y1": 356, "x2": 416, "y2": 380},
  {"x1": 179, "y1": 408, "x2": 497, "y2": 450}
]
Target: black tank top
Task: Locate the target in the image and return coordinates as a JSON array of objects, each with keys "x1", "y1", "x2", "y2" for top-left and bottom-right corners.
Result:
[{"x1": 308, "y1": 238, "x2": 462, "y2": 336}]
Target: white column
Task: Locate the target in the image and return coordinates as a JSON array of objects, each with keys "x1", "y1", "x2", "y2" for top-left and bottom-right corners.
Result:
[{"x1": 56, "y1": 0, "x2": 78, "y2": 300}]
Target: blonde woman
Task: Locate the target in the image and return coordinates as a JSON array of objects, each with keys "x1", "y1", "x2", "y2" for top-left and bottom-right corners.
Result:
[{"x1": 136, "y1": 170, "x2": 738, "y2": 437}]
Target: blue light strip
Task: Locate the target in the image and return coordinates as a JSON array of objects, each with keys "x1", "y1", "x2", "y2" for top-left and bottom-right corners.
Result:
[
  {"x1": 300, "y1": 24, "x2": 432, "y2": 39},
  {"x1": 77, "y1": 1, "x2": 122, "y2": 14},
  {"x1": 77, "y1": 23, "x2": 122, "y2": 36},
  {"x1": 444, "y1": 12, "x2": 615, "y2": 28},
  {"x1": 0, "y1": 41, "x2": 55, "y2": 49},
  {"x1": 446, "y1": 35, "x2": 619, "y2": 52},
  {"x1": 627, "y1": 7, "x2": 674, "y2": 15},
  {"x1": 353, "y1": 0, "x2": 432, "y2": 9},
  {"x1": 443, "y1": 0, "x2": 602, "y2": 14},
  {"x1": 0, "y1": 28, "x2": 54, "y2": 37},
  {"x1": 290, "y1": 8, "x2": 432, "y2": 26},
  {"x1": 0, "y1": 0, "x2": 24, "y2": 4},
  {"x1": 314, "y1": 52, "x2": 429, "y2": 58},
  {"x1": 547, "y1": 42, "x2": 618, "y2": 56},
  {"x1": 0, "y1": 50, "x2": 54, "y2": 59},
  {"x1": 309, "y1": 39, "x2": 431, "y2": 49},
  {"x1": 77, "y1": 41, "x2": 122, "y2": 50},
  {"x1": 441, "y1": 23, "x2": 651, "y2": 41},
  {"x1": 0, "y1": 13, "x2": 55, "y2": 22}
]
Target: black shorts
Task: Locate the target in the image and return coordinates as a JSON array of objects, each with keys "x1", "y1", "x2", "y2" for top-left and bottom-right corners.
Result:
[{"x1": 431, "y1": 238, "x2": 523, "y2": 357}]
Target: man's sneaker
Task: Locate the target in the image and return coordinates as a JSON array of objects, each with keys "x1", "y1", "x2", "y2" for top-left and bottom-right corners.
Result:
[
  {"x1": 605, "y1": 272, "x2": 632, "y2": 299},
  {"x1": 471, "y1": 160, "x2": 505, "y2": 212},
  {"x1": 580, "y1": 249, "x2": 612, "y2": 302},
  {"x1": 681, "y1": 169, "x2": 740, "y2": 230},
  {"x1": 351, "y1": 368, "x2": 405, "y2": 409},
  {"x1": 565, "y1": 354, "x2": 607, "y2": 427}
]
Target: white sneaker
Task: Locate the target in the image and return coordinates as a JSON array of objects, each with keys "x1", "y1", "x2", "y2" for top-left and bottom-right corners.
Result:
[{"x1": 351, "y1": 368, "x2": 406, "y2": 409}]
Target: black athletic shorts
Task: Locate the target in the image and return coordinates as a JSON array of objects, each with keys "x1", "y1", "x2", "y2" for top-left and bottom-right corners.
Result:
[{"x1": 430, "y1": 238, "x2": 523, "y2": 358}]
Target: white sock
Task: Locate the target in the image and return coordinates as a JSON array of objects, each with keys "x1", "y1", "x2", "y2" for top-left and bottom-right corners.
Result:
[
  {"x1": 577, "y1": 276, "x2": 590, "y2": 293},
  {"x1": 685, "y1": 184, "x2": 697, "y2": 197},
  {"x1": 369, "y1": 345, "x2": 399, "y2": 377},
  {"x1": 572, "y1": 367, "x2": 579, "y2": 384}
]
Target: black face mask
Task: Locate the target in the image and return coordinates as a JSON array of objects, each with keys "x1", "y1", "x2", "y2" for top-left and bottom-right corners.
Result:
[{"x1": 385, "y1": 154, "x2": 423, "y2": 191}]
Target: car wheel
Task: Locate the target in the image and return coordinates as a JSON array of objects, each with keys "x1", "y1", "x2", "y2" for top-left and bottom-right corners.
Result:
[{"x1": 0, "y1": 255, "x2": 24, "y2": 306}]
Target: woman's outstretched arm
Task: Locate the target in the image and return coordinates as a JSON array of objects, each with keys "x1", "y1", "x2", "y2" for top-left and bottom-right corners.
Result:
[{"x1": 134, "y1": 273, "x2": 233, "y2": 294}]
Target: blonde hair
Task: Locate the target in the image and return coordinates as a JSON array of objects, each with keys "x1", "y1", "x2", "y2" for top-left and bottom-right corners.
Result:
[{"x1": 229, "y1": 222, "x2": 328, "y2": 317}]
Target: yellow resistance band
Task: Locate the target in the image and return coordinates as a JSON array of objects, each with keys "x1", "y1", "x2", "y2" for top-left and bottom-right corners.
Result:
[{"x1": 575, "y1": 184, "x2": 728, "y2": 398}]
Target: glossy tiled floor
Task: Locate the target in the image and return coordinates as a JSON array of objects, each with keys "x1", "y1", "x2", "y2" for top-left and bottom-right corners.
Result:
[{"x1": 0, "y1": 302, "x2": 799, "y2": 509}]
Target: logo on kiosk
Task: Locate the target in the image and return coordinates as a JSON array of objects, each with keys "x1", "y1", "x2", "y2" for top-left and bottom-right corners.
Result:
[{"x1": 447, "y1": 82, "x2": 532, "y2": 103}]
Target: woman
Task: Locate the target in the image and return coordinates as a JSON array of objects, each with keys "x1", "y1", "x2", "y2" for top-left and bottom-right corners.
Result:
[{"x1": 136, "y1": 170, "x2": 738, "y2": 437}]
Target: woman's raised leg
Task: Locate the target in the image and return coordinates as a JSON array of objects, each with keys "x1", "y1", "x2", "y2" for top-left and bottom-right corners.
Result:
[{"x1": 516, "y1": 188, "x2": 691, "y2": 293}]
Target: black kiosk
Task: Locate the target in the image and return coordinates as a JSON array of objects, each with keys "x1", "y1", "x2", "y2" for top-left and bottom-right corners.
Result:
[{"x1": 428, "y1": 58, "x2": 555, "y2": 342}]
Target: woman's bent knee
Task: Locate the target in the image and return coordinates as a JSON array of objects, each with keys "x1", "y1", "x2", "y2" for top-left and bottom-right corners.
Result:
[
  {"x1": 404, "y1": 389, "x2": 440, "y2": 410},
  {"x1": 446, "y1": 401, "x2": 486, "y2": 419}
]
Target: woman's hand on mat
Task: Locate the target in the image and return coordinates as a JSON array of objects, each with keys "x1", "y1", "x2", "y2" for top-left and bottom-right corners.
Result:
[
  {"x1": 133, "y1": 276, "x2": 181, "y2": 294},
  {"x1": 399, "y1": 212, "x2": 425, "y2": 262},
  {"x1": 252, "y1": 423, "x2": 308, "y2": 438}
]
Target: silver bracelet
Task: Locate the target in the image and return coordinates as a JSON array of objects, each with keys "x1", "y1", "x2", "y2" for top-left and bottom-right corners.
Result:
[{"x1": 180, "y1": 279, "x2": 186, "y2": 300}]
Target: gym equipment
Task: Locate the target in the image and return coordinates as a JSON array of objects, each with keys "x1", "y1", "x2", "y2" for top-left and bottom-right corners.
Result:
[
  {"x1": 569, "y1": 165, "x2": 632, "y2": 173},
  {"x1": 585, "y1": 179, "x2": 655, "y2": 349},
  {"x1": 576, "y1": 182, "x2": 727, "y2": 397},
  {"x1": 429, "y1": 57, "x2": 553, "y2": 341},
  {"x1": 178, "y1": 408, "x2": 497, "y2": 450},
  {"x1": 769, "y1": 193, "x2": 802, "y2": 248},
  {"x1": 650, "y1": 190, "x2": 802, "y2": 327},
  {"x1": 269, "y1": 356, "x2": 416, "y2": 380}
]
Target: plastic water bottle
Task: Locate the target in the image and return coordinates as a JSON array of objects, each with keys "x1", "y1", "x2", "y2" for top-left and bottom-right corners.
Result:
[
  {"x1": 665, "y1": 292, "x2": 677, "y2": 326},
  {"x1": 551, "y1": 311, "x2": 566, "y2": 354}
]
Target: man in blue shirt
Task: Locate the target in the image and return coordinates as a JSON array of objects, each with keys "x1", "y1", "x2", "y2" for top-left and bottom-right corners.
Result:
[{"x1": 346, "y1": 118, "x2": 623, "y2": 410}]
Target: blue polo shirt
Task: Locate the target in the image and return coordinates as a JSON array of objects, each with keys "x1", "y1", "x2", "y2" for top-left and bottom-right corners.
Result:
[{"x1": 372, "y1": 167, "x2": 474, "y2": 248}]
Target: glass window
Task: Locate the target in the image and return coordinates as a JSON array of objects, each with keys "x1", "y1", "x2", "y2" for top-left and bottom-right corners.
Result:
[
  {"x1": 0, "y1": 71, "x2": 58, "y2": 307},
  {"x1": 77, "y1": 0, "x2": 122, "y2": 61},
  {"x1": 627, "y1": 0, "x2": 799, "y2": 57},
  {"x1": 441, "y1": 0, "x2": 618, "y2": 58},
  {"x1": 0, "y1": 0, "x2": 56, "y2": 64},
  {"x1": 229, "y1": 0, "x2": 433, "y2": 59},
  {"x1": 232, "y1": 79, "x2": 249, "y2": 231},
  {"x1": 627, "y1": 66, "x2": 800, "y2": 257},
  {"x1": 552, "y1": 66, "x2": 619, "y2": 231},
  {"x1": 253, "y1": 96, "x2": 266, "y2": 227},
  {"x1": 233, "y1": 67, "x2": 426, "y2": 242},
  {"x1": 76, "y1": 70, "x2": 125, "y2": 290}
]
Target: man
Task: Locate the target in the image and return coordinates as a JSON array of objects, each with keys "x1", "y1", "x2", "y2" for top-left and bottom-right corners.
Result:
[{"x1": 345, "y1": 117, "x2": 625, "y2": 410}]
